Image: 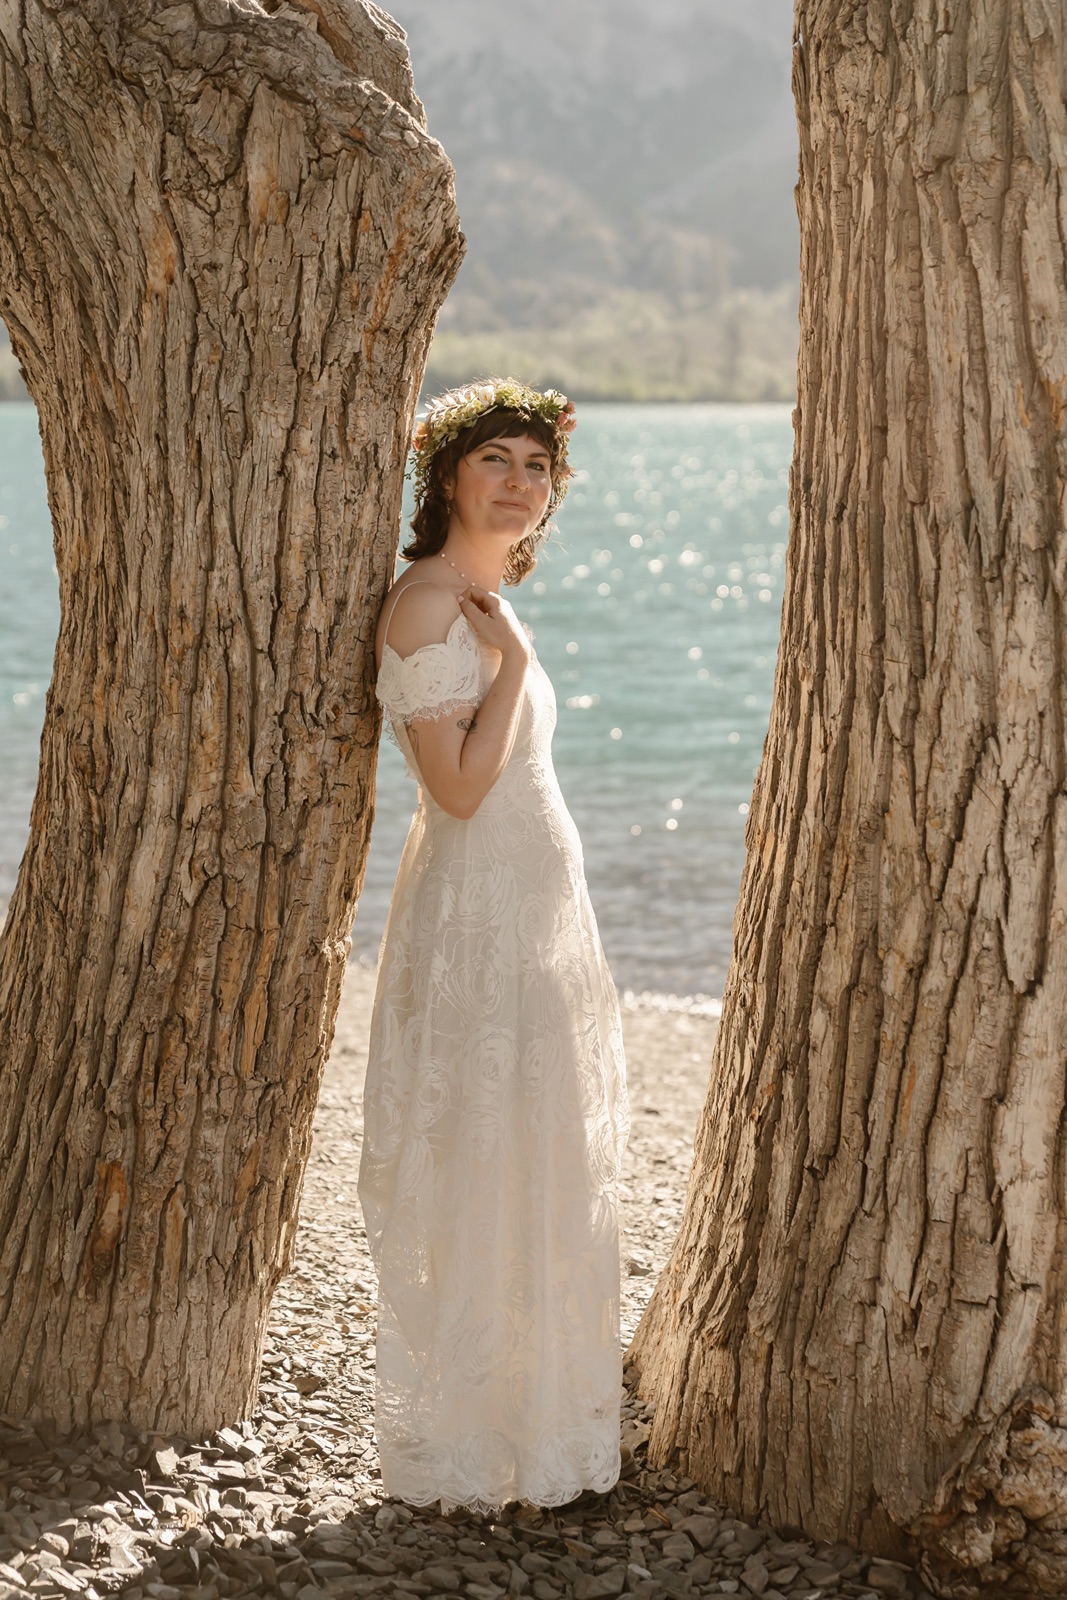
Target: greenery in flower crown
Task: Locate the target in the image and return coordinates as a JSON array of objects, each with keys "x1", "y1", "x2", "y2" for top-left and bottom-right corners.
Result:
[{"x1": 409, "y1": 377, "x2": 577, "y2": 510}]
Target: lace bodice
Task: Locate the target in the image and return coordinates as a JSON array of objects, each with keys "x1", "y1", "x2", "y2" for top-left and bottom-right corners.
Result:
[{"x1": 376, "y1": 612, "x2": 560, "y2": 815}]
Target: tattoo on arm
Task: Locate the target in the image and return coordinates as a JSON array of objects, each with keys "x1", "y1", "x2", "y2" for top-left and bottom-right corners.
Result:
[{"x1": 457, "y1": 716, "x2": 478, "y2": 733}]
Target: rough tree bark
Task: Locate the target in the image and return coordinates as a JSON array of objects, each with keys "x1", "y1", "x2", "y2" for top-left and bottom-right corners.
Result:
[
  {"x1": 629, "y1": 4, "x2": 1067, "y2": 1597},
  {"x1": 0, "y1": 0, "x2": 462, "y2": 1437}
]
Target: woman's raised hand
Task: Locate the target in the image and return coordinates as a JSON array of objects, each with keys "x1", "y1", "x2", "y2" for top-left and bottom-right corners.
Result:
[{"x1": 457, "y1": 585, "x2": 531, "y2": 662}]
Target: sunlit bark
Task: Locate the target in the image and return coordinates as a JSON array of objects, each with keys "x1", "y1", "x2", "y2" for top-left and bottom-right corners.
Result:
[
  {"x1": 0, "y1": 0, "x2": 462, "y2": 1436},
  {"x1": 630, "y1": 5, "x2": 1067, "y2": 1595}
]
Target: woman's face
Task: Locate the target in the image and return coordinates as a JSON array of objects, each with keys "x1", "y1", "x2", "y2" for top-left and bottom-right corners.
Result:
[{"x1": 448, "y1": 433, "x2": 553, "y2": 544}]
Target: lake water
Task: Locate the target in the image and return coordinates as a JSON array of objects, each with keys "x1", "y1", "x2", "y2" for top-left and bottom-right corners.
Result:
[{"x1": 0, "y1": 401, "x2": 792, "y2": 997}]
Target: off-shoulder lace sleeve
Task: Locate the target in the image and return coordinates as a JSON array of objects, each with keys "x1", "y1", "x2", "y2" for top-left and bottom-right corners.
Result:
[{"x1": 376, "y1": 613, "x2": 482, "y2": 726}]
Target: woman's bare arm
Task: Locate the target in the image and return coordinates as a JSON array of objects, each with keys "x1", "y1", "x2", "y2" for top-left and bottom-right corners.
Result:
[{"x1": 382, "y1": 583, "x2": 530, "y2": 820}]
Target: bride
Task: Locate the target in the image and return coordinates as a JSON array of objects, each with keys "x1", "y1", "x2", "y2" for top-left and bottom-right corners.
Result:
[{"x1": 358, "y1": 378, "x2": 629, "y2": 1513}]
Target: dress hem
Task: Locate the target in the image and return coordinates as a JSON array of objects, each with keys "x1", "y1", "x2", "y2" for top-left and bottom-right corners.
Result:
[{"x1": 381, "y1": 1466, "x2": 623, "y2": 1518}]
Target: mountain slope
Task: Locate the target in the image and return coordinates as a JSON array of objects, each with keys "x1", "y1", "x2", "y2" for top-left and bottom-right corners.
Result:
[
  {"x1": 1, "y1": 4, "x2": 800, "y2": 402},
  {"x1": 386, "y1": 0, "x2": 800, "y2": 397}
]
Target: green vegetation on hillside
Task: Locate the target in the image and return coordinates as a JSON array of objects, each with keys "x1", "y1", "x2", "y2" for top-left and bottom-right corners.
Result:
[
  {"x1": 426, "y1": 286, "x2": 796, "y2": 403},
  {"x1": 2, "y1": 290, "x2": 797, "y2": 406}
]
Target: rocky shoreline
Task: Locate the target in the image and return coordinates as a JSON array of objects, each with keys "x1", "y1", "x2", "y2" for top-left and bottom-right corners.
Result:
[{"x1": 0, "y1": 965, "x2": 935, "y2": 1600}]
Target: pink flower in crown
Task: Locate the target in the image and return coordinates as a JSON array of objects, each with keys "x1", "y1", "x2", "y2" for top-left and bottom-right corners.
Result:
[
  {"x1": 412, "y1": 420, "x2": 430, "y2": 451},
  {"x1": 557, "y1": 399, "x2": 578, "y2": 434}
]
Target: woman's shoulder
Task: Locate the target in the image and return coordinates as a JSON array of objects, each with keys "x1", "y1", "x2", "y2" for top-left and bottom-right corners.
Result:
[
  {"x1": 375, "y1": 567, "x2": 482, "y2": 722},
  {"x1": 377, "y1": 566, "x2": 466, "y2": 664}
]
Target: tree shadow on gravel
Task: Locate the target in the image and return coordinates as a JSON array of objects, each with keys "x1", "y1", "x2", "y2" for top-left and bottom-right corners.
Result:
[
  {"x1": 0, "y1": 1390, "x2": 934, "y2": 1600},
  {"x1": 0, "y1": 1407, "x2": 650, "y2": 1600}
]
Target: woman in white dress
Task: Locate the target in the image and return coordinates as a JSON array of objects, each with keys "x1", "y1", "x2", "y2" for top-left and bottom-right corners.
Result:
[{"x1": 358, "y1": 379, "x2": 629, "y2": 1513}]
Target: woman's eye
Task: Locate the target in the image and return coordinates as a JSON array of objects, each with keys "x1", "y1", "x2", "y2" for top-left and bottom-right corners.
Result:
[{"x1": 480, "y1": 452, "x2": 547, "y2": 472}]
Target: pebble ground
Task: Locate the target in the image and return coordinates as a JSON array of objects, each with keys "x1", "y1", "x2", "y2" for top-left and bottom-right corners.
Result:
[{"x1": 0, "y1": 966, "x2": 937, "y2": 1600}]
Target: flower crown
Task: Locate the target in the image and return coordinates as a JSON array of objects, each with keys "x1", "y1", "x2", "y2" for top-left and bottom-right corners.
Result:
[{"x1": 410, "y1": 377, "x2": 577, "y2": 511}]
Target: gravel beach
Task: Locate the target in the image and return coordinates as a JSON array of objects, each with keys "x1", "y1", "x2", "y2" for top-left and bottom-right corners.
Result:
[{"x1": 0, "y1": 962, "x2": 936, "y2": 1600}]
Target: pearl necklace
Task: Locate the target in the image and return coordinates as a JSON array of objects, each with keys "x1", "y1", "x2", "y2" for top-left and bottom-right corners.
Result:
[{"x1": 439, "y1": 549, "x2": 475, "y2": 586}]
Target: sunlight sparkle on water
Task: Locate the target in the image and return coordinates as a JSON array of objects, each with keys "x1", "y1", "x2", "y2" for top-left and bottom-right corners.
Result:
[{"x1": 0, "y1": 399, "x2": 796, "y2": 997}]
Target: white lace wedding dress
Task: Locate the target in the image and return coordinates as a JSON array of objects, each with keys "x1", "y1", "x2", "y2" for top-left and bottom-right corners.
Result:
[{"x1": 358, "y1": 600, "x2": 630, "y2": 1512}]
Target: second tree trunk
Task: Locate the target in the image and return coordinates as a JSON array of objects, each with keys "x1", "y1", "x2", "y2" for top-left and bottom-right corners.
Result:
[{"x1": 629, "y1": 6, "x2": 1067, "y2": 1597}]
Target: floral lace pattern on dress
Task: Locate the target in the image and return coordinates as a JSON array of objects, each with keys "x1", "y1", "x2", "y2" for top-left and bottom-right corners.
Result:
[
  {"x1": 376, "y1": 612, "x2": 482, "y2": 727},
  {"x1": 362, "y1": 611, "x2": 629, "y2": 1512}
]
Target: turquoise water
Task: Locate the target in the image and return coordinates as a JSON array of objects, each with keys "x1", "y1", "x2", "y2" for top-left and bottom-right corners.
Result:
[
  {"x1": 0, "y1": 401, "x2": 791, "y2": 995},
  {"x1": 0, "y1": 406, "x2": 55, "y2": 900}
]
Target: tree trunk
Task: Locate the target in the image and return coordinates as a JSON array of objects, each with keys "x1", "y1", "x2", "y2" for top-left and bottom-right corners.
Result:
[
  {"x1": 629, "y1": 4, "x2": 1067, "y2": 1596},
  {"x1": 0, "y1": 0, "x2": 462, "y2": 1438}
]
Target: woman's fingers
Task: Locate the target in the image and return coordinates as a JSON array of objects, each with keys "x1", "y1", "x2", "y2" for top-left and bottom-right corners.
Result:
[
  {"x1": 460, "y1": 589, "x2": 499, "y2": 620},
  {"x1": 458, "y1": 594, "x2": 490, "y2": 628}
]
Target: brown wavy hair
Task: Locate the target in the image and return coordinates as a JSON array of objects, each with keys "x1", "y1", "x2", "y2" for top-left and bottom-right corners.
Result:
[{"x1": 402, "y1": 406, "x2": 570, "y2": 585}]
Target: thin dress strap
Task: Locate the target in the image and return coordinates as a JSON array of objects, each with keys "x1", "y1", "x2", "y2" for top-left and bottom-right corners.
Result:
[{"x1": 380, "y1": 579, "x2": 451, "y2": 655}]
